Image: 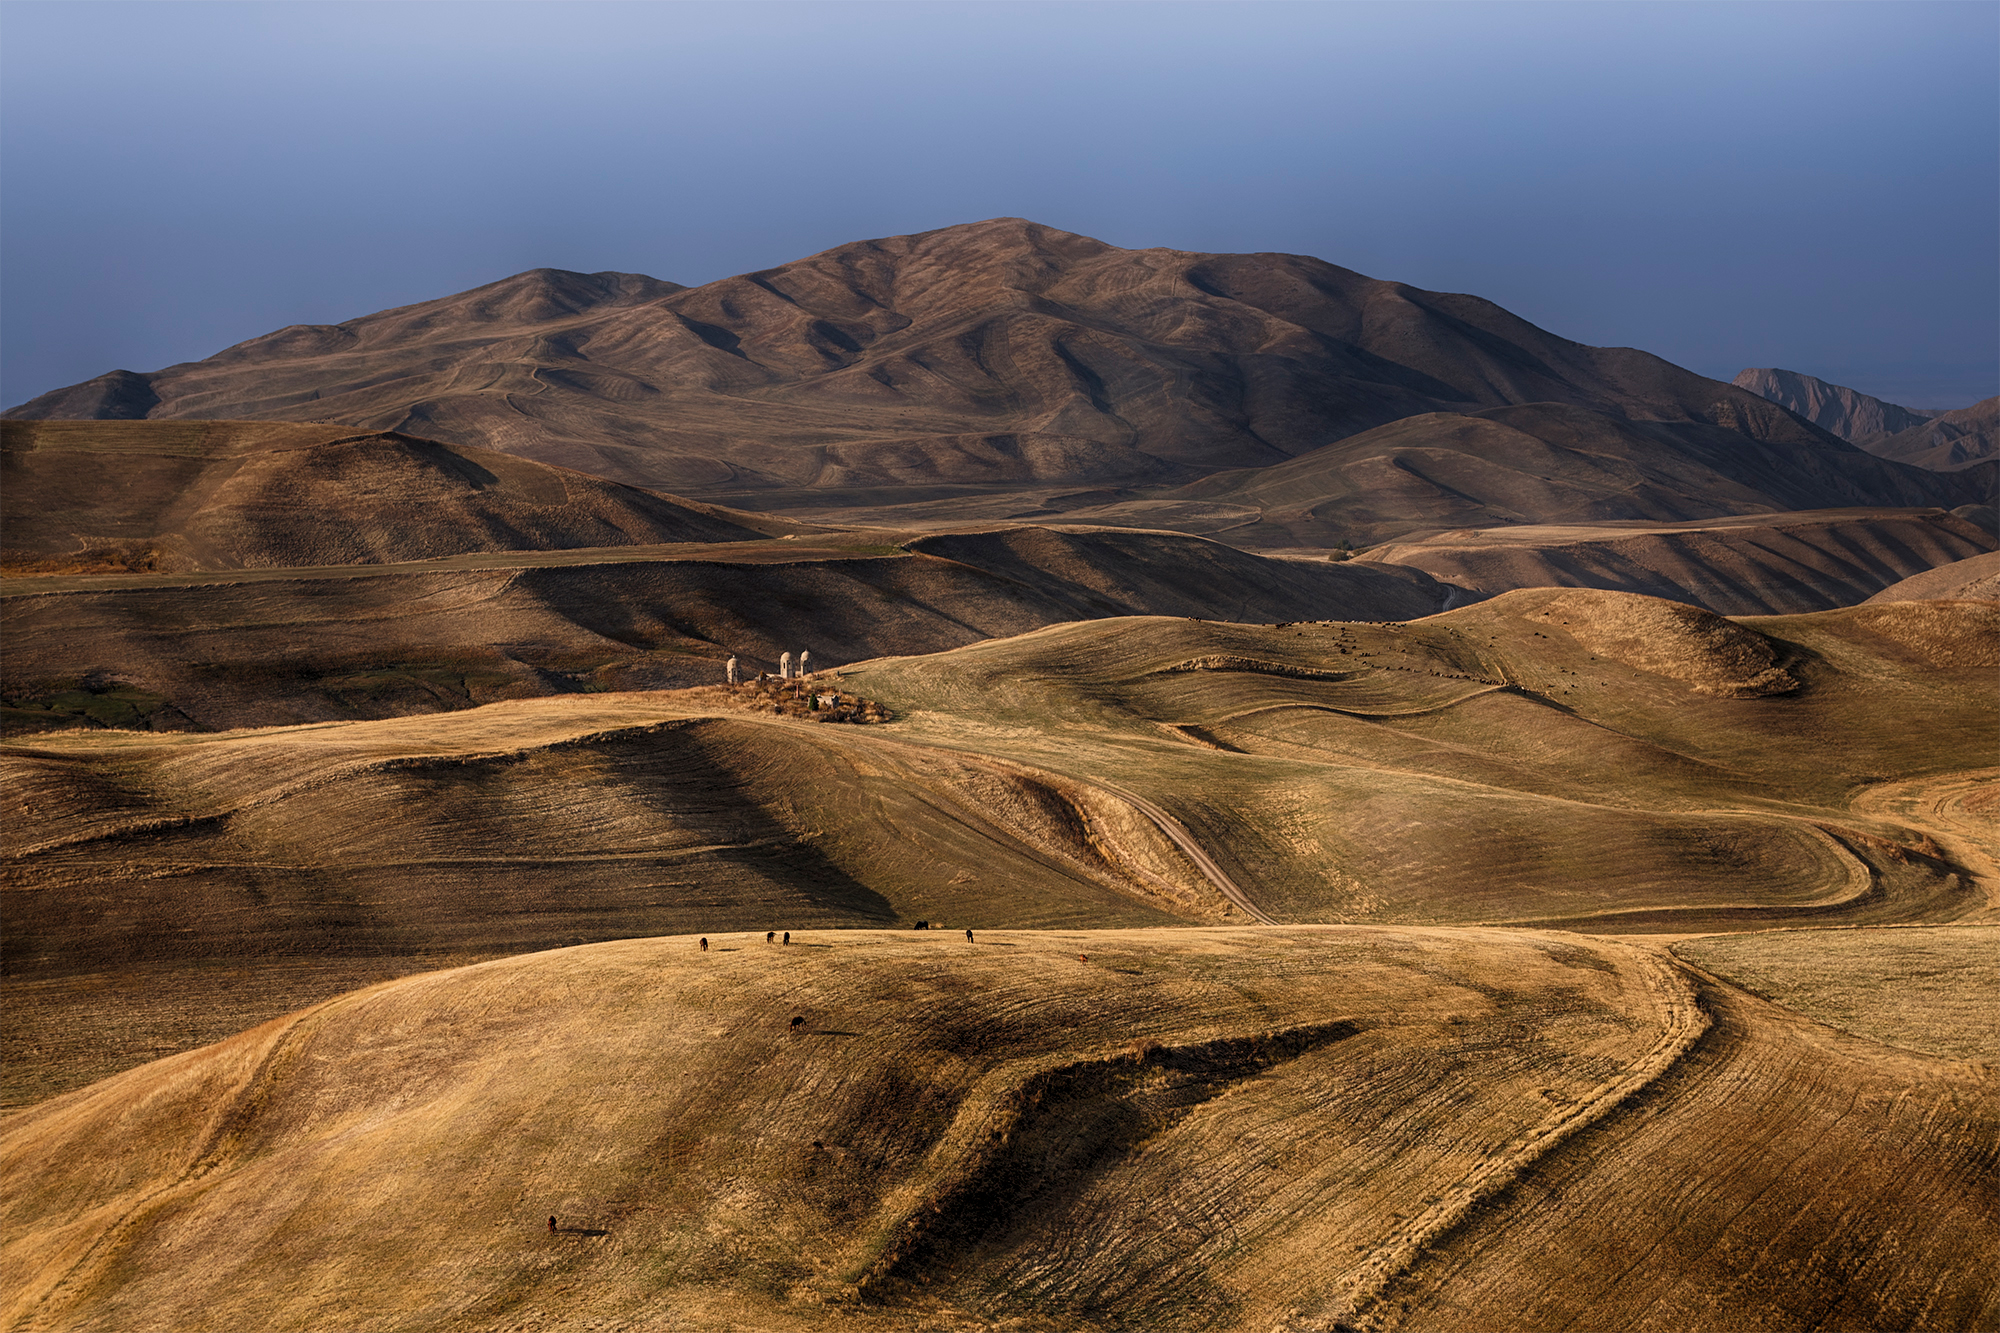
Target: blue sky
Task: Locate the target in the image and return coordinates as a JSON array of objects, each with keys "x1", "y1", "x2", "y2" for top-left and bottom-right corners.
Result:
[{"x1": 4, "y1": 1, "x2": 1994, "y2": 409}]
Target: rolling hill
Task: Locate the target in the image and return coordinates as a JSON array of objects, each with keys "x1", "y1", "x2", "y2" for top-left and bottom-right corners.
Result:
[
  {"x1": 2, "y1": 926, "x2": 1992, "y2": 1332},
  {"x1": 1864, "y1": 549, "x2": 2000, "y2": 603},
  {"x1": 1052, "y1": 402, "x2": 1983, "y2": 549},
  {"x1": 0, "y1": 420, "x2": 784, "y2": 575},
  {"x1": 7, "y1": 589, "x2": 1991, "y2": 1110},
  {"x1": 1360, "y1": 508, "x2": 1995, "y2": 615},
  {"x1": 6, "y1": 219, "x2": 1940, "y2": 519},
  {"x1": 6, "y1": 220, "x2": 1997, "y2": 1333},
  {"x1": 0, "y1": 525, "x2": 1458, "y2": 734},
  {"x1": 1865, "y1": 396, "x2": 2000, "y2": 473}
]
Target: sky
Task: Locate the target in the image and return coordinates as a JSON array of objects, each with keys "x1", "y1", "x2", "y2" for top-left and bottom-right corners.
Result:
[{"x1": 3, "y1": 1, "x2": 1995, "y2": 411}]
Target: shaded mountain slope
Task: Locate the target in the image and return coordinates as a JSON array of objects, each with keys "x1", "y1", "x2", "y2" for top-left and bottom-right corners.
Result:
[
  {"x1": 1733, "y1": 366, "x2": 1937, "y2": 442},
  {"x1": 6, "y1": 220, "x2": 1872, "y2": 508},
  {"x1": 0, "y1": 419, "x2": 778, "y2": 574},
  {"x1": 1363, "y1": 508, "x2": 1995, "y2": 615},
  {"x1": 0, "y1": 526, "x2": 1458, "y2": 732},
  {"x1": 1865, "y1": 396, "x2": 1999, "y2": 472},
  {"x1": 1057, "y1": 402, "x2": 1985, "y2": 549}
]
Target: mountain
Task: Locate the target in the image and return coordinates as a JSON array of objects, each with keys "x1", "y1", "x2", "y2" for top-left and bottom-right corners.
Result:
[
  {"x1": 0, "y1": 419, "x2": 782, "y2": 574},
  {"x1": 1732, "y1": 367, "x2": 1937, "y2": 443},
  {"x1": 1863, "y1": 397, "x2": 2000, "y2": 473},
  {"x1": 6, "y1": 220, "x2": 1885, "y2": 513}
]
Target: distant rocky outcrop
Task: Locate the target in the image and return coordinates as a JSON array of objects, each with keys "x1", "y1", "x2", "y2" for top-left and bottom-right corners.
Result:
[{"x1": 1732, "y1": 367, "x2": 1937, "y2": 444}]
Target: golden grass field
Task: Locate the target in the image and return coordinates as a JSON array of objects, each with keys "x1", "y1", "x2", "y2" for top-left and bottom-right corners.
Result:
[{"x1": 2, "y1": 587, "x2": 1995, "y2": 1331}]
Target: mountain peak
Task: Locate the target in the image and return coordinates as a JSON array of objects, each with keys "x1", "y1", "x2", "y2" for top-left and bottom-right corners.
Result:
[{"x1": 1733, "y1": 367, "x2": 1936, "y2": 443}]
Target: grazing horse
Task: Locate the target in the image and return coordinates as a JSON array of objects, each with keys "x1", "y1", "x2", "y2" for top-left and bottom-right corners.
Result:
[
  {"x1": 766, "y1": 931, "x2": 775, "y2": 943},
  {"x1": 699, "y1": 938, "x2": 709, "y2": 952},
  {"x1": 965, "y1": 929, "x2": 975, "y2": 942},
  {"x1": 790, "y1": 1016, "x2": 806, "y2": 1033},
  {"x1": 783, "y1": 931, "x2": 791, "y2": 944}
]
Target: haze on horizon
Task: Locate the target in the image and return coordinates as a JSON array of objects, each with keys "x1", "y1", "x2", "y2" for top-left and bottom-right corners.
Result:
[{"x1": 2, "y1": 0, "x2": 1994, "y2": 412}]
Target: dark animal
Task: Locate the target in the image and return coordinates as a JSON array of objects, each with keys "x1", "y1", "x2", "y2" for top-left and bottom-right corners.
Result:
[
  {"x1": 699, "y1": 937, "x2": 709, "y2": 952},
  {"x1": 783, "y1": 931, "x2": 791, "y2": 944},
  {"x1": 1080, "y1": 954, "x2": 1088, "y2": 963},
  {"x1": 766, "y1": 931, "x2": 775, "y2": 943},
  {"x1": 548, "y1": 1216, "x2": 557, "y2": 1234},
  {"x1": 914, "y1": 921, "x2": 929, "y2": 930},
  {"x1": 790, "y1": 1016, "x2": 805, "y2": 1032},
  {"x1": 965, "y1": 929, "x2": 975, "y2": 942}
]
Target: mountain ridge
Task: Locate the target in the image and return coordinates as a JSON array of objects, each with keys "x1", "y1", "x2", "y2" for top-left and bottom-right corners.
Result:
[
  {"x1": 1732, "y1": 366, "x2": 1938, "y2": 442},
  {"x1": 7, "y1": 219, "x2": 1891, "y2": 510}
]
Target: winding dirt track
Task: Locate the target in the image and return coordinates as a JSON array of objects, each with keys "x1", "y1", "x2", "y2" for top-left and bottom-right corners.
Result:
[
  {"x1": 1365, "y1": 966, "x2": 2000, "y2": 1333},
  {"x1": 1324, "y1": 941, "x2": 1710, "y2": 1330},
  {"x1": 1849, "y1": 768, "x2": 2000, "y2": 913},
  {"x1": 1095, "y1": 779, "x2": 1278, "y2": 924}
]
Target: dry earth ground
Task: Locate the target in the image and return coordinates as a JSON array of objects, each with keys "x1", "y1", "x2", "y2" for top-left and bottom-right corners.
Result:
[
  {"x1": 1865, "y1": 549, "x2": 2000, "y2": 603},
  {"x1": 1, "y1": 594, "x2": 1994, "y2": 1330},
  {"x1": 1672, "y1": 924, "x2": 2000, "y2": 1061}
]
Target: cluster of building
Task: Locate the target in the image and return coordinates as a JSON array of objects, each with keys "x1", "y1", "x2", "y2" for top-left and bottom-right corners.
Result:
[{"x1": 723, "y1": 650, "x2": 813, "y2": 685}]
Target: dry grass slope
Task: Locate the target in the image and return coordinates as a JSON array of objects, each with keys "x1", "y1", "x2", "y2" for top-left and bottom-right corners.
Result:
[
  {"x1": 2, "y1": 930, "x2": 1990, "y2": 1333},
  {"x1": 0, "y1": 420, "x2": 779, "y2": 574},
  {"x1": 5, "y1": 589, "x2": 1992, "y2": 1111}
]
